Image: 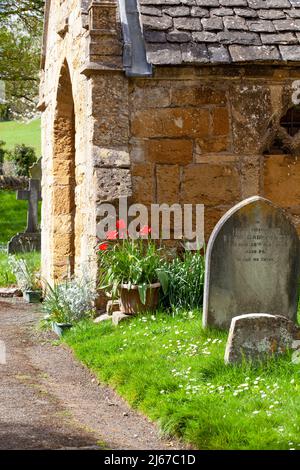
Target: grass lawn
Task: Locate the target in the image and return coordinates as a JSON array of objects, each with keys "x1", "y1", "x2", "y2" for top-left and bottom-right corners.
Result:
[
  {"x1": 0, "y1": 191, "x2": 28, "y2": 245},
  {"x1": 0, "y1": 119, "x2": 41, "y2": 155},
  {"x1": 0, "y1": 251, "x2": 41, "y2": 287},
  {"x1": 0, "y1": 118, "x2": 42, "y2": 248},
  {"x1": 64, "y1": 311, "x2": 300, "y2": 450}
]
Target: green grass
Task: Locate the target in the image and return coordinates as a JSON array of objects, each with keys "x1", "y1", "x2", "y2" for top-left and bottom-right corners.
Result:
[
  {"x1": 0, "y1": 251, "x2": 41, "y2": 287},
  {"x1": 0, "y1": 191, "x2": 28, "y2": 244},
  {"x1": 0, "y1": 118, "x2": 41, "y2": 155},
  {"x1": 0, "y1": 118, "x2": 42, "y2": 247},
  {"x1": 64, "y1": 312, "x2": 300, "y2": 450}
]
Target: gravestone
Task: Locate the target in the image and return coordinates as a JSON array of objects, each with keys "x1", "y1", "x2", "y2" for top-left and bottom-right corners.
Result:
[
  {"x1": 8, "y1": 179, "x2": 42, "y2": 253},
  {"x1": 203, "y1": 196, "x2": 300, "y2": 330},
  {"x1": 29, "y1": 157, "x2": 42, "y2": 180},
  {"x1": 224, "y1": 314, "x2": 300, "y2": 364}
]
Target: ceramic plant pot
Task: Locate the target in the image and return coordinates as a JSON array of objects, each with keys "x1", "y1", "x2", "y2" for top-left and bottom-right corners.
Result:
[
  {"x1": 24, "y1": 290, "x2": 42, "y2": 303},
  {"x1": 119, "y1": 282, "x2": 161, "y2": 315},
  {"x1": 51, "y1": 321, "x2": 72, "y2": 337}
]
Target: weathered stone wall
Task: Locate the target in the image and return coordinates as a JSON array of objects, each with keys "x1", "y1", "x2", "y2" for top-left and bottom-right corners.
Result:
[
  {"x1": 41, "y1": 0, "x2": 130, "y2": 292},
  {"x1": 40, "y1": 0, "x2": 96, "y2": 284},
  {"x1": 41, "y1": 0, "x2": 300, "y2": 295},
  {"x1": 129, "y1": 66, "x2": 300, "y2": 239}
]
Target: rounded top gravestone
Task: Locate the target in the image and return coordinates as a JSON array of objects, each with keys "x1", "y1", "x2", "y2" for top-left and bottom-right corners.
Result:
[{"x1": 203, "y1": 196, "x2": 300, "y2": 330}]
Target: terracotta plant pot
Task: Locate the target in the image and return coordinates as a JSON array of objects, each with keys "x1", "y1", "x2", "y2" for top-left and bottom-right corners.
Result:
[{"x1": 120, "y1": 283, "x2": 161, "y2": 315}]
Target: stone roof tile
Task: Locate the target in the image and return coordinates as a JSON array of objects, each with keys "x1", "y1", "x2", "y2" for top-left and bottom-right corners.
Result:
[{"x1": 138, "y1": 0, "x2": 300, "y2": 63}]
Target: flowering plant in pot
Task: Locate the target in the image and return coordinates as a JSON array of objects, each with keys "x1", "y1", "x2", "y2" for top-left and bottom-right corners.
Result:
[
  {"x1": 42, "y1": 278, "x2": 96, "y2": 336},
  {"x1": 8, "y1": 255, "x2": 42, "y2": 303},
  {"x1": 98, "y1": 222, "x2": 163, "y2": 315}
]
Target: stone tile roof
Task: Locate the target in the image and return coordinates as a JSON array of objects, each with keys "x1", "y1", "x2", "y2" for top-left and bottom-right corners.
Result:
[{"x1": 139, "y1": 0, "x2": 300, "y2": 64}]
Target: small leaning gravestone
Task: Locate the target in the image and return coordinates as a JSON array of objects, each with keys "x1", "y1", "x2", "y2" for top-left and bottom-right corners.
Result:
[
  {"x1": 203, "y1": 196, "x2": 300, "y2": 330},
  {"x1": 224, "y1": 313, "x2": 300, "y2": 364}
]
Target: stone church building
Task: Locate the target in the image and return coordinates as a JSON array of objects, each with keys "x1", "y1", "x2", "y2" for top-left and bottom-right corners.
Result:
[{"x1": 40, "y1": 0, "x2": 300, "y2": 286}]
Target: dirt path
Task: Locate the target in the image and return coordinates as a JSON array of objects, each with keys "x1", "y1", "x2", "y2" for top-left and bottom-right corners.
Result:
[{"x1": 0, "y1": 298, "x2": 184, "y2": 450}]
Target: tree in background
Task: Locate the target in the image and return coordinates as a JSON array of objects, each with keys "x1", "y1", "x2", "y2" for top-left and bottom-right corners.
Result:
[
  {"x1": 0, "y1": 1, "x2": 44, "y2": 118},
  {"x1": 9, "y1": 144, "x2": 37, "y2": 177}
]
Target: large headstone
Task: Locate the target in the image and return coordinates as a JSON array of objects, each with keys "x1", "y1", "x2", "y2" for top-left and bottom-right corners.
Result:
[{"x1": 203, "y1": 196, "x2": 300, "y2": 329}]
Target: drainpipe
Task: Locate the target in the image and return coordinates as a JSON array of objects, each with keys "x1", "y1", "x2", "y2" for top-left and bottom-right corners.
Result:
[{"x1": 118, "y1": 0, "x2": 153, "y2": 77}]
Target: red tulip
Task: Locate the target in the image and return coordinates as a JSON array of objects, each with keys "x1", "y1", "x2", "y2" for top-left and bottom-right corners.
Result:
[
  {"x1": 116, "y1": 219, "x2": 126, "y2": 230},
  {"x1": 140, "y1": 225, "x2": 151, "y2": 236},
  {"x1": 106, "y1": 230, "x2": 118, "y2": 240},
  {"x1": 99, "y1": 242, "x2": 108, "y2": 251}
]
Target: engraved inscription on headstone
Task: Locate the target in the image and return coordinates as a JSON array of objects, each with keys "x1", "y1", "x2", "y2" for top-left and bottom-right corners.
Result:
[{"x1": 203, "y1": 196, "x2": 300, "y2": 329}]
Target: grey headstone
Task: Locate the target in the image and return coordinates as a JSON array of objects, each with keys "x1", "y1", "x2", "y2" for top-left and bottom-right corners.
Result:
[
  {"x1": 17, "y1": 179, "x2": 41, "y2": 233},
  {"x1": 224, "y1": 313, "x2": 300, "y2": 364},
  {"x1": 29, "y1": 158, "x2": 42, "y2": 180},
  {"x1": 203, "y1": 196, "x2": 300, "y2": 330},
  {"x1": 7, "y1": 178, "x2": 42, "y2": 254},
  {"x1": 8, "y1": 232, "x2": 41, "y2": 254}
]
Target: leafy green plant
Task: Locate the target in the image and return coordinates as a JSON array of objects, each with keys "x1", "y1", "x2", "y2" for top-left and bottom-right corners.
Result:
[
  {"x1": 0, "y1": 251, "x2": 40, "y2": 287},
  {"x1": 42, "y1": 278, "x2": 97, "y2": 326},
  {"x1": 8, "y1": 143, "x2": 36, "y2": 177},
  {"x1": 8, "y1": 254, "x2": 41, "y2": 291},
  {"x1": 157, "y1": 250, "x2": 205, "y2": 311}
]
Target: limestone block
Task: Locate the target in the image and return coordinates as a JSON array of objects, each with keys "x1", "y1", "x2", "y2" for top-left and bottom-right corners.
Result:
[
  {"x1": 147, "y1": 139, "x2": 193, "y2": 165},
  {"x1": 95, "y1": 168, "x2": 132, "y2": 203},
  {"x1": 94, "y1": 314, "x2": 112, "y2": 323},
  {"x1": 264, "y1": 155, "x2": 300, "y2": 208},
  {"x1": 230, "y1": 83, "x2": 272, "y2": 154},
  {"x1": 131, "y1": 163, "x2": 154, "y2": 205},
  {"x1": 131, "y1": 108, "x2": 210, "y2": 138},
  {"x1": 112, "y1": 311, "x2": 131, "y2": 326},
  {"x1": 93, "y1": 146, "x2": 130, "y2": 168},
  {"x1": 211, "y1": 107, "x2": 230, "y2": 136},
  {"x1": 156, "y1": 165, "x2": 180, "y2": 204},
  {"x1": 170, "y1": 85, "x2": 226, "y2": 107},
  {"x1": 182, "y1": 163, "x2": 240, "y2": 206}
]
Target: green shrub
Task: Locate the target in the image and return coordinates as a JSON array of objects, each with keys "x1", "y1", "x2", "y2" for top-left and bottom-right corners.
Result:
[
  {"x1": 42, "y1": 278, "x2": 97, "y2": 325},
  {"x1": 8, "y1": 254, "x2": 41, "y2": 291},
  {"x1": 9, "y1": 143, "x2": 36, "y2": 177},
  {"x1": 0, "y1": 104, "x2": 10, "y2": 122},
  {"x1": 0, "y1": 252, "x2": 40, "y2": 287}
]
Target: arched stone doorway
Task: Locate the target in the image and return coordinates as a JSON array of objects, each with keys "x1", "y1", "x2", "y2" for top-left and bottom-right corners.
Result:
[{"x1": 52, "y1": 60, "x2": 76, "y2": 280}]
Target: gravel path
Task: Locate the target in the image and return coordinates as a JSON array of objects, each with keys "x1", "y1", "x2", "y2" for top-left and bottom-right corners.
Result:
[{"x1": 0, "y1": 298, "x2": 185, "y2": 450}]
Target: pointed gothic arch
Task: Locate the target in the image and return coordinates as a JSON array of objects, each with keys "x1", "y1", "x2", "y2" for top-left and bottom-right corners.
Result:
[{"x1": 52, "y1": 60, "x2": 76, "y2": 280}]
